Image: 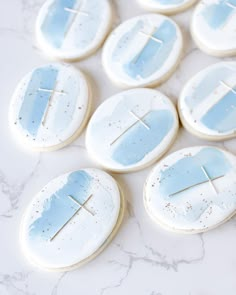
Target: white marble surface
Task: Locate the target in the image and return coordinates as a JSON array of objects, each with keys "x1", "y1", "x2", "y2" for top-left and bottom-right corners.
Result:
[{"x1": 1, "y1": 1, "x2": 236, "y2": 294}]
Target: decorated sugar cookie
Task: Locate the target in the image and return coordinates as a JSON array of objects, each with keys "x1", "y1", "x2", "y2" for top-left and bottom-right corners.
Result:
[
  {"x1": 192, "y1": 0, "x2": 236, "y2": 56},
  {"x1": 144, "y1": 146, "x2": 236, "y2": 233},
  {"x1": 138, "y1": 0, "x2": 197, "y2": 15},
  {"x1": 86, "y1": 88, "x2": 179, "y2": 172},
  {"x1": 179, "y1": 62, "x2": 236, "y2": 141},
  {"x1": 36, "y1": 0, "x2": 112, "y2": 61},
  {"x1": 20, "y1": 168, "x2": 124, "y2": 271},
  {"x1": 9, "y1": 64, "x2": 91, "y2": 151},
  {"x1": 102, "y1": 14, "x2": 183, "y2": 88}
]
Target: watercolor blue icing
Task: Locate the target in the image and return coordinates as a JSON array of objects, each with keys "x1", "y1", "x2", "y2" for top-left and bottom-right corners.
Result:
[
  {"x1": 185, "y1": 66, "x2": 236, "y2": 109},
  {"x1": 19, "y1": 66, "x2": 59, "y2": 136},
  {"x1": 123, "y1": 20, "x2": 177, "y2": 79},
  {"x1": 29, "y1": 171, "x2": 93, "y2": 241},
  {"x1": 201, "y1": 90, "x2": 236, "y2": 132},
  {"x1": 41, "y1": 0, "x2": 78, "y2": 48},
  {"x1": 159, "y1": 148, "x2": 233, "y2": 222},
  {"x1": 40, "y1": 0, "x2": 104, "y2": 50},
  {"x1": 159, "y1": 148, "x2": 231, "y2": 198},
  {"x1": 202, "y1": 0, "x2": 236, "y2": 29},
  {"x1": 112, "y1": 110, "x2": 174, "y2": 166}
]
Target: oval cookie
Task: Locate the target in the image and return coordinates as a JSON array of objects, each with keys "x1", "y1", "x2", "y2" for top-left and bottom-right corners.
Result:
[
  {"x1": 20, "y1": 168, "x2": 124, "y2": 271},
  {"x1": 138, "y1": 0, "x2": 197, "y2": 14},
  {"x1": 9, "y1": 64, "x2": 91, "y2": 151},
  {"x1": 192, "y1": 0, "x2": 236, "y2": 56},
  {"x1": 179, "y1": 62, "x2": 236, "y2": 141},
  {"x1": 86, "y1": 88, "x2": 179, "y2": 172},
  {"x1": 144, "y1": 146, "x2": 236, "y2": 233},
  {"x1": 36, "y1": 0, "x2": 112, "y2": 61},
  {"x1": 102, "y1": 14, "x2": 183, "y2": 88}
]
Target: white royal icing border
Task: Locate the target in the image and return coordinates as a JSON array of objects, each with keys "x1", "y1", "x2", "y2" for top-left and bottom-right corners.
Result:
[
  {"x1": 9, "y1": 63, "x2": 91, "y2": 151},
  {"x1": 191, "y1": 0, "x2": 236, "y2": 56},
  {"x1": 86, "y1": 88, "x2": 179, "y2": 173},
  {"x1": 144, "y1": 146, "x2": 236, "y2": 233},
  {"x1": 36, "y1": 0, "x2": 112, "y2": 61},
  {"x1": 102, "y1": 14, "x2": 183, "y2": 88},
  {"x1": 137, "y1": 0, "x2": 197, "y2": 15},
  {"x1": 178, "y1": 62, "x2": 236, "y2": 141},
  {"x1": 20, "y1": 168, "x2": 124, "y2": 271}
]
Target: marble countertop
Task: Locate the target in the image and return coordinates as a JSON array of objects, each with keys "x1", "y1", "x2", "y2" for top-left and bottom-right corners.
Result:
[{"x1": 1, "y1": 0, "x2": 236, "y2": 294}]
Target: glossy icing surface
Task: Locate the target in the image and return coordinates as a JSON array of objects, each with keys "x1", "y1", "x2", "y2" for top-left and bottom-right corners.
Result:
[
  {"x1": 9, "y1": 64, "x2": 90, "y2": 150},
  {"x1": 144, "y1": 146, "x2": 236, "y2": 233},
  {"x1": 102, "y1": 14, "x2": 183, "y2": 87},
  {"x1": 179, "y1": 62, "x2": 236, "y2": 140},
  {"x1": 21, "y1": 168, "x2": 121, "y2": 270},
  {"x1": 138, "y1": 0, "x2": 197, "y2": 13},
  {"x1": 86, "y1": 88, "x2": 179, "y2": 172},
  {"x1": 36, "y1": 0, "x2": 112, "y2": 60},
  {"x1": 192, "y1": 0, "x2": 236, "y2": 55}
]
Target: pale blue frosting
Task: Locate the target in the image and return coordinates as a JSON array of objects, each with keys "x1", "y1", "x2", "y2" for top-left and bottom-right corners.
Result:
[
  {"x1": 90, "y1": 94, "x2": 175, "y2": 167},
  {"x1": 184, "y1": 64, "x2": 236, "y2": 133},
  {"x1": 112, "y1": 19, "x2": 177, "y2": 80},
  {"x1": 29, "y1": 171, "x2": 92, "y2": 241},
  {"x1": 201, "y1": 90, "x2": 236, "y2": 132},
  {"x1": 202, "y1": 0, "x2": 236, "y2": 29},
  {"x1": 159, "y1": 147, "x2": 234, "y2": 222},
  {"x1": 17, "y1": 64, "x2": 80, "y2": 137},
  {"x1": 159, "y1": 148, "x2": 231, "y2": 198},
  {"x1": 112, "y1": 110, "x2": 174, "y2": 165},
  {"x1": 40, "y1": 0, "x2": 104, "y2": 50},
  {"x1": 185, "y1": 66, "x2": 234, "y2": 109},
  {"x1": 19, "y1": 65, "x2": 59, "y2": 136},
  {"x1": 41, "y1": 0, "x2": 78, "y2": 48}
]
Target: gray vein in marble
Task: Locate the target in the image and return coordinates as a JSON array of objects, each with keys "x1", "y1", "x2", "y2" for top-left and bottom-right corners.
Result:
[
  {"x1": 0, "y1": 271, "x2": 34, "y2": 295},
  {"x1": 0, "y1": 155, "x2": 41, "y2": 219}
]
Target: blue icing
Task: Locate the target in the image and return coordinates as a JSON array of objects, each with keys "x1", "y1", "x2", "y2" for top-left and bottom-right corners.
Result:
[
  {"x1": 29, "y1": 171, "x2": 93, "y2": 241},
  {"x1": 19, "y1": 66, "x2": 59, "y2": 136},
  {"x1": 185, "y1": 66, "x2": 235, "y2": 109},
  {"x1": 159, "y1": 147, "x2": 231, "y2": 198},
  {"x1": 41, "y1": 0, "x2": 79, "y2": 48},
  {"x1": 202, "y1": 0, "x2": 236, "y2": 29},
  {"x1": 159, "y1": 148, "x2": 233, "y2": 222},
  {"x1": 201, "y1": 90, "x2": 236, "y2": 132},
  {"x1": 123, "y1": 20, "x2": 177, "y2": 79},
  {"x1": 112, "y1": 110, "x2": 174, "y2": 166}
]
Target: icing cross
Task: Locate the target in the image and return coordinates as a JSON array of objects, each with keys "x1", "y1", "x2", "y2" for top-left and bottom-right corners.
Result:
[
  {"x1": 134, "y1": 27, "x2": 163, "y2": 63},
  {"x1": 169, "y1": 166, "x2": 224, "y2": 197},
  {"x1": 201, "y1": 166, "x2": 219, "y2": 195},
  {"x1": 50, "y1": 194, "x2": 94, "y2": 242},
  {"x1": 64, "y1": 0, "x2": 89, "y2": 36},
  {"x1": 225, "y1": 1, "x2": 236, "y2": 9},
  {"x1": 220, "y1": 80, "x2": 236, "y2": 95},
  {"x1": 110, "y1": 110, "x2": 150, "y2": 146},
  {"x1": 38, "y1": 82, "x2": 66, "y2": 126}
]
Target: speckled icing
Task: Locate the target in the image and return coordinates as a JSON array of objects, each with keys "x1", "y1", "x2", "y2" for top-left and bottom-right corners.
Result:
[
  {"x1": 138, "y1": 0, "x2": 197, "y2": 14},
  {"x1": 144, "y1": 146, "x2": 236, "y2": 233},
  {"x1": 102, "y1": 14, "x2": 183, "y2": 87},
  {"x1": 36, "y1": 0, "x2": 112, "y2": 60},
  {"x1": 192, "y1": 0, "x2": 236, "y2": 56},
  {"x1": 179, "y1": 62, "x2": 236, "y2": 140},
  {"x1": 9, "y1": 64, "x2": 90, "y2": 151},
  {"x1": 21, "y1": 168, "x2": 122, "y2": 270},
  {"x1": 86, "y1": 88, "x2": 179, "y2": 172}
]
